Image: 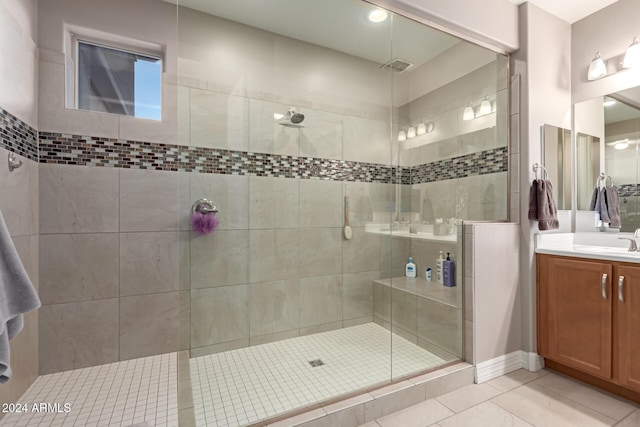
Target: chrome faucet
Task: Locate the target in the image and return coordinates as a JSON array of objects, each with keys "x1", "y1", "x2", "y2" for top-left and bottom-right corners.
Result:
[{"x1": 619, "y1": 229, "x2": 640, "y2": 251}]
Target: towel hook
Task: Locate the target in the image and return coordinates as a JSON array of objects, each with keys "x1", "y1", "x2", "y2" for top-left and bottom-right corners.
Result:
[
  {"x1": 532, "y1": 163, "x2": 547, "y2": 180},
  {"x1": 8, "y1": 152, "x2": 23, "y2": 172}
]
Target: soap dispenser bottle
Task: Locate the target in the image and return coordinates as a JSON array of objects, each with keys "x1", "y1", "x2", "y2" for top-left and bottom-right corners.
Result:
[
  {"x1": 406, "y1": 257, "x2": 416, "y2": 278},
  {"x1": 436, "y1": 251, "x2": 444, "y2": 285},
  {"x1": 443, "y1": 252, "x2": 455, "y2": 287}
]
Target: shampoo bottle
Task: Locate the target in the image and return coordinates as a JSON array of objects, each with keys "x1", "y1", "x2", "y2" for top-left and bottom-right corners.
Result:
[
  {"x1": 436, "y1": 251, "x2": 444, "y2": 285},
  {"x1": 406, "y1": 257, "x2": 416, "y2": 278},
  {"x1": 443, "y1": 252, "x2": 455, "y2": 287}
]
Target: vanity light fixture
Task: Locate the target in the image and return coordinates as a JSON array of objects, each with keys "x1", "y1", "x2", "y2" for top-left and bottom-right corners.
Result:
[
  {"x1": 462, "y1": 105, "x2": 475, "y2": 121},
  {"x1": 397, "y1": 121, "x2": 434, "y2": 141},
  {"x1": 368, "y1": 9, "x2": 388, "y2": 23},
  {"x1": 478, "y1": 97, "x2": 492, "y2": 116},
  {"x1": 587, "y1": 52, "x2": 607, "y2": 81},
  {"x1": 623, "y1": 37, "x2": 640, "y2": 69}
]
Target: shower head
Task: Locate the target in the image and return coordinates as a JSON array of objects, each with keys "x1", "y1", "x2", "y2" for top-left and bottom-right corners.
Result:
[{"x1": 277, "y1": 108, "x2": 305, "y2": 127}]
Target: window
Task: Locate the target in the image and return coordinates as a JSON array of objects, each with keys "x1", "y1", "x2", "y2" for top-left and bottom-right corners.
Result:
[{"x1": 76, "y1": 40, "x2": 162, "y2": 120}]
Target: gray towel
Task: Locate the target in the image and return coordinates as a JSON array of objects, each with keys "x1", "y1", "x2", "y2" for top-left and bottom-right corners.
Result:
[
  {"x1": 590, "y1": 188, "x2": 611, "y2": 223},
  {"x1": 530, "y1": 179, "x2": 559, "y2": 230},
  {"x1": 528, "y1": 179, "x2": 538, "y2": 220},
  {"x1": 0, "y1": 209, "x2": 40, "y2": 383},
  {"x1": 604, "y1": 186, "x2": 621, "y2": 228}
]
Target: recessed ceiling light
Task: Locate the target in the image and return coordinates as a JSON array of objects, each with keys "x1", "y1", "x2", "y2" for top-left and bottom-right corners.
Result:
[
  {"x1": 368, "y1": 9, "x2": 388, "y2": 23},
  {"x1": 615, "y1": 140, "x2": 629, "y2": 150},
  {"x1": 603, "y1": 99, "x2": 616, "y2": 107}
]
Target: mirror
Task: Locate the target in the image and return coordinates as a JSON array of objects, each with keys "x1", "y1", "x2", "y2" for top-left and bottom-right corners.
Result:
[
  {"x1": 542, "y1": 124, "x2": 572, "y2": 210},
  {"x1": 574, "y1": 88, "x2": 640, "y2": 232}
]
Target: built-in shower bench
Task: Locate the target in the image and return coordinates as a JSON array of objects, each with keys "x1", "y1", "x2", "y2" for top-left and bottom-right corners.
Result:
[{"x1": 372, "y1": 276, "x2": 462, "y2": 359}]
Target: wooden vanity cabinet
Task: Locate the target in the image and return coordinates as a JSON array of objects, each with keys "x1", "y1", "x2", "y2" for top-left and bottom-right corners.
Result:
[{"x1": 537, "y1": 254, "x2": 640, "y2": 396}]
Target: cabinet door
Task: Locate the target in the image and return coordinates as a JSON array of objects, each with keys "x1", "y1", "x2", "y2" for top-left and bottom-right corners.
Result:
[
  {"x1": 616, "y1": 265, "x2": 640, "y2": 392},
  {"x1": 547, "y1": 257, "x2": 612, "y2": 379}
]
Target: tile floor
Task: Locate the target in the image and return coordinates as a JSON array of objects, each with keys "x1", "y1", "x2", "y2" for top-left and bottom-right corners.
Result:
[
  {"x1": 359, "y1": 368, "x2": 640, "y2": 427},
  {"x1": 187, "y1": 323, "x2": 449, "y2": 426},
  {"x1": 0, "y1": 353, "x2": 178, "y2": 427}
]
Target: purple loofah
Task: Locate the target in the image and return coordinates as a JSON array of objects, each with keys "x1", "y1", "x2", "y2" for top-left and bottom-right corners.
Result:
[{"x1": 190, "y1": 212, "x2": 219, "y2": 235}]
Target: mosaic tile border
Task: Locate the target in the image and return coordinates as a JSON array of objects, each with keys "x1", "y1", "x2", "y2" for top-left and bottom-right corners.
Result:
[
  {"x1": 38, "y1": 132, "x2": 507, "y2": 184},
  {"x1": 617, "y1": 184, "x2": 640, "y2": 198},
  {"x1": 0, "y1": 107, "x2": 38, "y2": 161}
]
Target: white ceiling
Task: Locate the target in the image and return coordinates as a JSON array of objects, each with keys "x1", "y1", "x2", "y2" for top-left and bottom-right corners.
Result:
[
  {"x1": 166, "y1": 0, "x2": 461, "y2": 68},
  {"x1": 509, "y1": 0, "x2": 619, "y2": 24}
]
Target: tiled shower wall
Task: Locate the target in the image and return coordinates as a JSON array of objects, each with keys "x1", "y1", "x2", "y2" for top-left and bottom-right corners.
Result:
[
  {"x1": 0, "y1": 0, "x2": 40, "y2": 410},
  {"x1": 30, "y1": 0, "x2": 510, "y2": 373}
]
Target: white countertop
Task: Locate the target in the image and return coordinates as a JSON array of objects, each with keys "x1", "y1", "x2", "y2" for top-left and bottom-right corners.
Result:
[{"x1": 535, "y1": 232, "x2": 640, "y2": 263}]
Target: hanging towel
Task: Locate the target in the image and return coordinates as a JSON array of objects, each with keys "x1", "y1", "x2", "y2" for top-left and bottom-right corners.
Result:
[
  {"x1": 0, "y1": 209, "x2": 40, "y2": 384},
  {"x1": 528, "y1": 179, "x2": 539, "y2": 221},
  {"x1": 528, "y1": 179, "x2": 559, "y2": 230},
  {"x1": 604, "y1": 186, "x2": 621, "y2": 229}
]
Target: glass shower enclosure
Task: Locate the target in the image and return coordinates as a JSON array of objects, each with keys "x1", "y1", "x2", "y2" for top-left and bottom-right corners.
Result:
[{"x1": 175, "y1": 1, "x2": 509, "y2": 425}]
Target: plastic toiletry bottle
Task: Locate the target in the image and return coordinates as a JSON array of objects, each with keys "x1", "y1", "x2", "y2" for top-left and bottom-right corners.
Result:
[
  {"x1": 426, "y1": 267, "x2": 432, "y2": 282},
  {"x1": 443, "y1": 252, "x2": 455, "y2": 287},
  {"x1": 436, "y1": 251, "x2": 444, "y2": 285},
  {"x1": 406, "y1": 257, "x2": 416, "y2": 278}
]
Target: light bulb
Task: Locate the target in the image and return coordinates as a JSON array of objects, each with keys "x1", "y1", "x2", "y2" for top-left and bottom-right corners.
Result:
[
  {"x1": 623, "y1": 37, "x2": 640, "y2": 69},
  {"x1": 463, "y1": 106, "x2": 475, "y2": 121},
  {"x1": 407, "y1": 127, "x2": 416, "y2": 138},
  {"x1": 416, "y1": 123, "x2": 427, "y2": 135},
  {"x1": 587, "y1": 52, "x2": 607, "y2": 80},
  {"x1": 397, "y1": 131, "x2": 406, "y2": 142}
]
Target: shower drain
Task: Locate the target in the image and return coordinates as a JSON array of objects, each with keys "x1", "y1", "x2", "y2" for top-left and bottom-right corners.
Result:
[{"x1": 308, "y1": 359, "x2": 325, "y2": 367}]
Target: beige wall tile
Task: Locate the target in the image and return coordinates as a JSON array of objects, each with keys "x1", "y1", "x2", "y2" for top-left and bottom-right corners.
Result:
[
  {"x1": 299, "y1": 108, "x2": 342, "y2": 160},
  {"x1": 0, "y1": 152, "x2": 38, "y2": 237},
  {"x1": 190, "y1": 285, "x2": 248, "y2": 348},
  {"x1": 119, "y1": 292, "x2": 179, "y2": 360},
  {"x1": 40, "y1": 233, "x2": 119, "y2": 304},
  {"x1": 343, "y1": 228, "x2": 381, "y2": 273},
  {"x1": 190, "y1": 89, "x2": 249, "y2": 151},
  {"x1": 190, "y1": 230, "x2": 249, "y2": 288},
  {"x1": 250, "y1": 279, "x2": 299, "y2": 337},
  {"x1": 40, "y1": 164, "x2": 119, "y2": 234},
  {"x1": 120, "y1": 231, "x2": 180, "y2": 296},
  {"x1": 190, "y1": 173, "x2": 249, "y2": 230},
  {"x1": 39, "y1": 299, "x2": 119, "y2": 374},
  {"x1": 300, "y1": 179, "x2": 342, "y2": 228},
  {"x1": 373, "y1": 281, "x2": 391, "y2": 323},
  {"x1": 249, "y1": 329, "x2": 299, "y2": 346},
  {"x1": 299, "y1": 275, "x2": 342, "y2": 328},
  {"x1": 417, "y1": 299, "x2": 462, "y2": 356},
  {"x1": 119, "y1": 169, "x2": 179, "y2": 232},
  {"x1": 249, "y1": 229, "x2": 299, "y2": 283},
  {"x1": 342, "y1": 271, "x2": 377, "y2": 320},
  {"x1": 343, "y1": 115, "x2": 390, "y2": 165},
  {"x1": 300, "y1": 320, "x2": 343, "y2": 336},
  {"x1": 391, "y1": 288, "x2": 417, "y2": 336},
  {"x1": 299, "y1": 228, "x2": 342, "y2": 278},
  {"x1": 249, "y1": 177, "x2": 299, "y2": 229},
  {"x1": 249, "y1": 99, "x2": 300, "y2": 156},
  {"x1": 190, "y1": 338, "x2": 249, "y2": 357}
]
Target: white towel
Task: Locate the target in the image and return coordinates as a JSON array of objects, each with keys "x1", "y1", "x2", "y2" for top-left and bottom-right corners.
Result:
[{"x1": 0, "y1": 209, "x2": 40, "y2": 383}]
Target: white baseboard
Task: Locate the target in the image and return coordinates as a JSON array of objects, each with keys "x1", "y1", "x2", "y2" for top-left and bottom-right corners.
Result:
[{"x1": 474, "y1": 351, "x2": 545, "y2": 383}]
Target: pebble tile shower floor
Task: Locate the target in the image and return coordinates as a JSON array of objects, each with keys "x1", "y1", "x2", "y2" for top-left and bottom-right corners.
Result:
[
  {"x1": 0, "y1": 323, "x2": 448, "y2": 427},
  {"x1": 188, "y1": 323, "x2": 447, "y2": 426}
]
